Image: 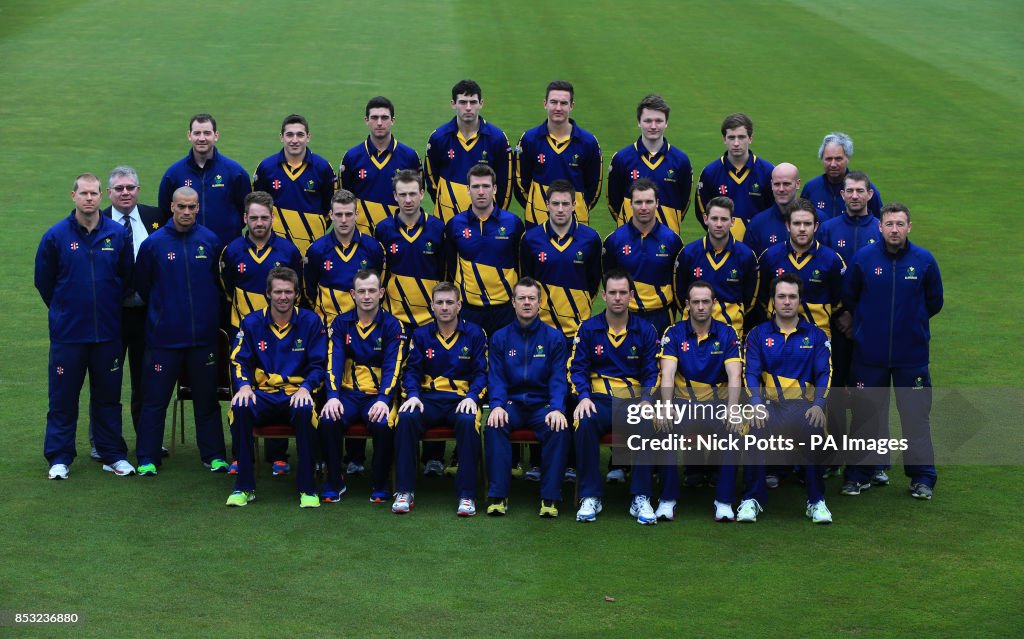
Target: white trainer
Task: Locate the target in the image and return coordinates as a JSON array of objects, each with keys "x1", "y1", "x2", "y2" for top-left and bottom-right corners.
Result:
[
  {"x1": 714, "y1": 500, "x2": 736, "y2": 522},
  {"x1": 629, "y1": 495, "x2": 658, "y2": 525},
  {"x1": 806, "y1": 500, "x2": 833, "y2": 525},
  {"x1": 457, "y1": 498, "x2": 477, "y2": 517},
  {"x1": 576, "y1": 497, "x2": 603, "y2": 522},
  {"x1": 654, "y1": 499, "x2": 677, "y2": 522},
  {"x1": 102, "y1": 460, "x2": 136, "y2": 476},
  {"x1": 391, "y1": 492, "x2": 414, "y2": 514},
  {"x1": 736, "y1": 498, "x2": 763, "y2": 522},
  {"x1": 48, "y1": 463, "x2": 69, "y2": 480}
]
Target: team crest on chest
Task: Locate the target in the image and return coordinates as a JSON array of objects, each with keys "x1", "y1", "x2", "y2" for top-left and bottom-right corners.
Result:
[
  {"x1": 538, "y1": 251, "x2": 547, "y2": 263},
  {"x1": 621, "y1": 245, "x2": 632, "y2": 256},
  {"x1": 630, "y1": 169, "x2": 640, "y2": 181},
  {"x1": 765, "y1": 337, "x2": 775, "y2": 348},
  {"x1": 69, "y1": 242, "x2": 79, "y2": 251},
  {"x1": 272, "y1": 179, "x2": 282, "y2": 190},
  {"x1": 537, "y1": 153, "x2": 546, "y2": 164},
  {"x1": 718, "y1": 185, "x2": 728, "y2": 195},
  {"x1": 874, "y1": 267, "x2": 883, "y2": 276},
  {"x1": 258, "y1": 340, "x2": 268, "y2": 352},
  {"x1": 358, "y1": 168, "x2": 367, "y2": 179},
  {"x1": 594, "y1": 344, "x2": 604, "y2": 356},
  {"x1": 237, "y1": 263, "x2": 246, "y2": 273},
  {"x1": 167, "y1": 252, "x2": 176, "y2": 261}
]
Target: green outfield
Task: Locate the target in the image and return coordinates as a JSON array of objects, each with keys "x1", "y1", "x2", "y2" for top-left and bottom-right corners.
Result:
[{"x1": 1, "y1": 1, "x2": 1022, "y2": 637}]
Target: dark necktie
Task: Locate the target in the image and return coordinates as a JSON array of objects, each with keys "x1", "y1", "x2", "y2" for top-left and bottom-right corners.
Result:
[{"x1": 122, "y1": 214, "x2": 133, "y2": 247}]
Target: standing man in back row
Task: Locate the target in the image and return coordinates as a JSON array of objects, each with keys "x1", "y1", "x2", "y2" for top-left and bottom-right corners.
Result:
[
  {"x1": 425, "y1": 79, "x2": 512, "y2": 223},
  {"x1": 252, "y1": 114, "x2": 337, "y2": 256},
  {"x1": 159, "y1": 113, "x2": 251, "y2": 247},
  {"x1": 515, "y1": 80, "x2": 602, "y2": 227},
  {"x1": 801, "y1": 132, "x2": 883, "y2": 221},
  {"x1": 607, "y1": 94, "x2": 693, "y2": 236},
  {"x1": 339, "y1": 96, "x2": 422, "y2": 235},
  {"x1": 695, "y1": 112, "x2": 774, "y2": 242}
]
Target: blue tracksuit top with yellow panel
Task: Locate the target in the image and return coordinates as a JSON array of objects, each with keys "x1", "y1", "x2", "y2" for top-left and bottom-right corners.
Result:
[
  {"x1": 801, "y1": 172, "x2": 883, "y2": 222},
  {"x1": 252, "y1": 147, "x2": 337, "y2": 256},
  {"x1": 403, "y1": 318, "x2": 488, "y2": 403},
  {"x1": 374, "y1": 211, "x2": 446, "y2": 328},
  {"x1": 326, "y1": 307, "x2": 406, "y2": 404},
  {"x1": 695, "y1": 153, "x2": 775, "y2": 241},
  {"x1": 134, "y1": 222, "x2": 223, "y2": 349},
  {"x1": 515, "y1": 119, "x2": 602, "y2": 227},
  {"x1": 569, "y1": 313, "x2": 659, "y2": 400},
  {"x1": 817, "y1": 213, "x2": 882, "y2": 265},
  {"x1": 230, "y1": 307, "x2": 326, "y2": 395},
  {"x1": 158, "y1": 148, "x2": 251, "y2": 247},
  {"x1": 744, "y1": 317, "x2": 831, "y2": 409},
  {"x1": 219, "y1": 231, "x2": 303, "y2": 328},
  {"x1": 444, "y1": 207, "x2": 524, "y2": 309},
  {"x1": 339, "y1": 136, "x2": 422, "y2": 235},
  {"x1": 758, "y1": 240, "x2": 845, "y2": 336},
  {"x1": 744, "y1": 203, "x2": 788, "y2": 260},
  {"x1": 842, "y1": 240, "x2": 943, "y2": 368},
  {"x1": 607, "y1": 138, "x2": 693, "y2": 235},
  {"x1": 673, "y1": 235, "x2": 759, "y2": 337},
  {"x1": 303, "y1": 230, "x2": 386, "y2": 326},
  {"x1": 35, "y1": 212, "x2": 134, "y2": 344},
  {"x1": 519, "y1": 220, "x2": 602, "y2": 339},
  {"x1": 602, "y1": 220, "x2": 682, "y2": 315},
  {"x1": 658, "y1": 319, "x2": 742, "y2": 402},
  {"x1": 425, "y1": 118, "x2": 512, "y2": 223},
  {"x1": 488, "y1": 318, "x2": 568, "y2": 413}
]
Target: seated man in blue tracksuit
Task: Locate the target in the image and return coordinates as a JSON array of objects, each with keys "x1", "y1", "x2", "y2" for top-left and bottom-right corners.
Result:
[
  {"x1": 570, "y1": 269, "x2": 660, "y2": 524},
  {"x1": 225, "y1": 266, "x2": 326, "y2": 508},
  {"x1": 842, "y1": 203, "x2": 943, "y2": 500},
  {"x1": 740, "y1": 273, "x2": 834, "y2": 524},
  {"x1": 393, "y1": 282, "x2": 487, "y2": 516},
  {"x1": 320, "y1": 268, "x2": 407, "y2": 504},
  {"x1": 134, "y1": 186, "x2": 227, "y2": 475},
  {"x1": 484, "y1": 277, "x2": 570, "y2": 517}
]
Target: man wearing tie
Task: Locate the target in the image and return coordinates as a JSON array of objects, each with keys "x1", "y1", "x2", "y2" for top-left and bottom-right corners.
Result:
[{"x1": 89, "y1": 166, "x2": 167, "y2": 459}]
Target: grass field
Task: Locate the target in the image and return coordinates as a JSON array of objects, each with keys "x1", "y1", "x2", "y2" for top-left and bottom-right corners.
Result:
[{"x1": 2, "y1": 1, "x2": 1022, "y2": 637}]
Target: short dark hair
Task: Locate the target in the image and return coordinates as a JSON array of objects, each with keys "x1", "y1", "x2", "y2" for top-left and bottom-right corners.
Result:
[
  {"x1": 245, "y1": 191, "x2": 274, "y2": 214},
  {"x1": 546, "y1": 179, "x2": 576, "y2": 204},
  {"x1": 705, "y1": 196, "x2": 734, "y2": 216},
  {"x1": 466, "y1": 163, "x2": 496, "y2": 185},
  {"x1": 687, "y1": 279, "x2": 716, "y2": 301},
  {"x1": 365, "y1": 96, "x2": 395, "y2": 118},
  {"x1": 769, "y1": 272, "x2": 803, "y2": 300},
  {"x1": 352, "y1": 268, "x2": 381, "y2": 288},
  {"x1": 545, "y1": 80, "x2": 574, "y2": 101},
  {"x1": 392, "y1": 168, "x2": 424, "y2": 191},
  {"x1": 451, "y1": 79, "x2": 482, "y2": 101},
  {"x1": 189, "y1": 113, "x2": 217, "y2": 132},
  {"x1": 603, "y1": 267, "x2": 633, "y2": 291},
  {"x1": 513, "y1": 276, "x2": 542, "y2": 298},
  {"x1": 784, "y1": 198, "x2": 818, "y2": 224},
  {"x1": 636, "y1": 94, "x2": 670, "y2": 122},
  {"x1": 266, "y1": 266, "x2": 299, "y2": 293},
  {"x1": 431, "y1": 281, "x2": 459, "y2": 301},
  {"x1": 280, "y1": 114, "x2": 309, "y2": 134},
  {"x1": 332, "y1": 189, "x2": 356, "y2": 206},
  {"x1": 721, "y1": 112, "x2": 753, "y2": 137},
  {"x1": 880, "y1": 202, "x2": 912, "y2": 223},
  {"x1": 628, "y1": 177, "x2": 659, "y2": 199},
  {"x1": 844, "y1": 170, "x2": 871, "y2": 187}
]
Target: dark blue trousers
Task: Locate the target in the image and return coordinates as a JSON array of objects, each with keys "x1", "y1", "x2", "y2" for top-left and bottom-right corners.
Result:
[
  {"x1": 321, "y1": 391, "x2": 393, "y2": 494},
  {"x1": 485, "y1": 401, "x2": 570, "y2": 502},
  {"x1": 574, "y1": 396, "x2": 650, "y2": 500},
  {"x1": 742, "y1": 400, "x2": 826, "y2": 505},
  {"x1": 46, "y1": 340, "x2": 126, "y2": 465},
  {"x1": 846, "y1": 363, "x2": 936, "y2": 487},
  {"x1": 395, "y1": 394, "x2": 480, "y2": 498},
  {"x1": 136, "y1": 346, "x2": 226, "y2": 466},
  {"x1": 231, "y1": 390, "x2": 316, "y2": 494}
]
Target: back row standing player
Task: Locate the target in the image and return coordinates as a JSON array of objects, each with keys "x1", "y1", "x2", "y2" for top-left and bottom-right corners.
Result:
[
  {"x1": 252, "y1": 114, "x2": 337, "y2": 256},
  {"x1": 607, "y1": 94, "x2": 693, "y2": 236},
  {"x1": 515, "y1": 80, "x2": 603, "y2": 227},
  {"x1": 695, "y1": 112, "x2": 774, "y2": 242},
  {"x1": 801, "y1": 131, "x2": 883, "y2": 220},
  {"x1": 339, "y1": 97, "x2": 421, "y2": 235},
  {"x1": 425, "y1": 80, "x2": 512, "y2": 224}
]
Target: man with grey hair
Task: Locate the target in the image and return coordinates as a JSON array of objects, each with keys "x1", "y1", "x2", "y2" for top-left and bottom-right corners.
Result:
[
  {"x1": 800, "y1": 132, "x2": 883, "y2": 220},
  {"x1": 86, "y1": 167, "x2": 167, "y2": 460}
]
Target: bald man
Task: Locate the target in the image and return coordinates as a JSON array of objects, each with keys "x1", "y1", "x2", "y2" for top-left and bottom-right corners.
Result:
[
  {"x1": 745, "y1": 162, "x2": 801, "y2": 259},
  {"x1": 134, "y1": 186, "x2": 228, "y2": 475}
]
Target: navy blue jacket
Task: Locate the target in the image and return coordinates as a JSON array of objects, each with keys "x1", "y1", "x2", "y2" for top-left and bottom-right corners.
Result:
[
  {"x1": 35, "y1": 212, "x2": 133, "y2": 343},
  {"x1": 488, "y1": 317, "x2": 568, "y2": 413},
  {"x1": 817, "y1": 213, "x2": 882, "y2": 265},
  {"x1": 135, "y1": 222, "x2": 223, "y2": 349},
  {"x1": 403, "y1": 318, "x2": 488, "y2": 403},
  {"x1": 230, "y1": 307, "x2": 326, "y2": 395},
  {"x1": 158, "y1": 148, "x2": 251, "y2": 247},
  {"x1": 842, "y1": 240, "x2": 943, "y2": 368}
]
